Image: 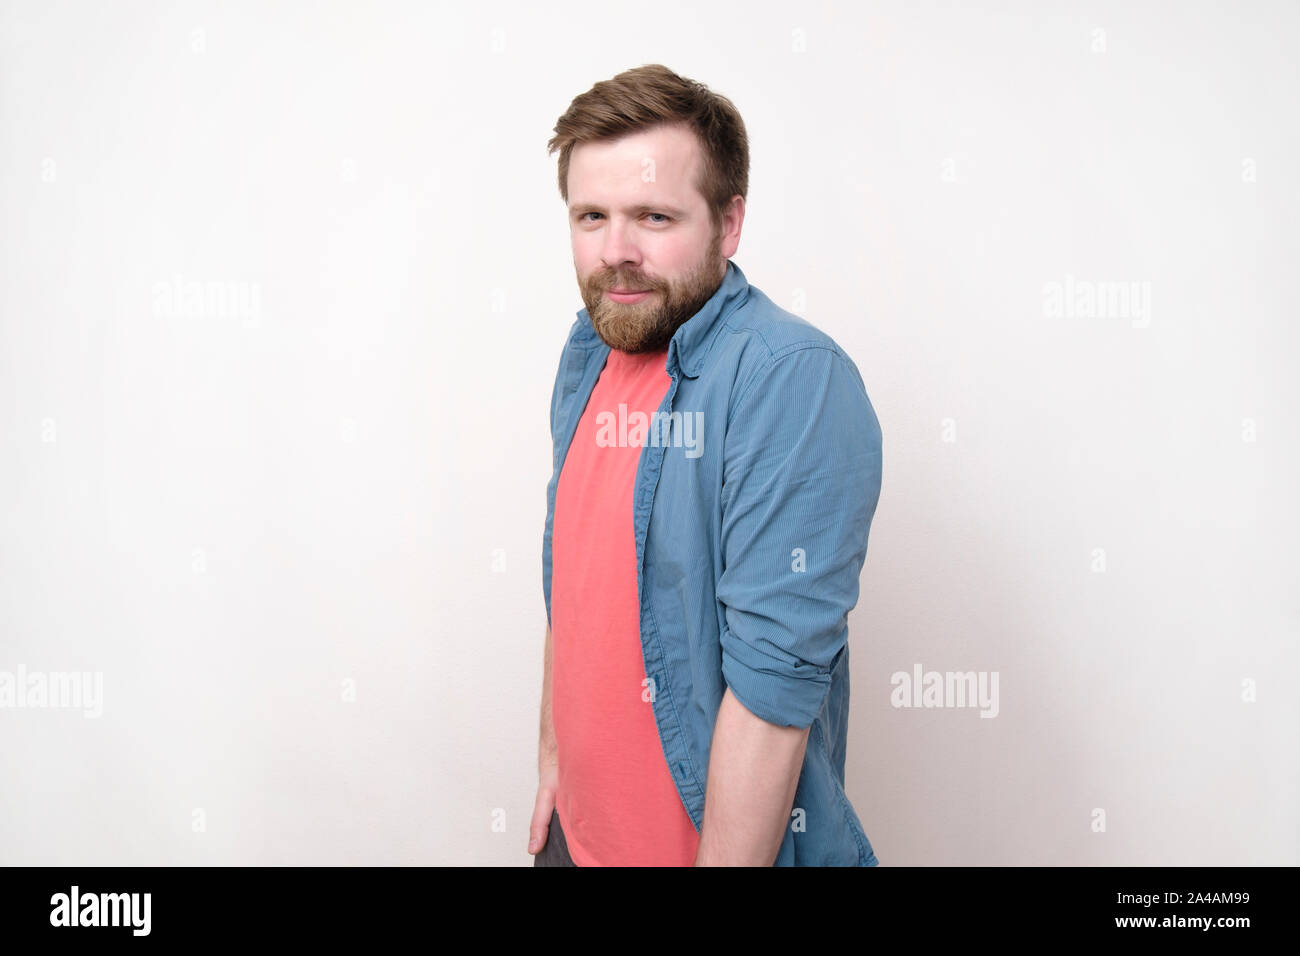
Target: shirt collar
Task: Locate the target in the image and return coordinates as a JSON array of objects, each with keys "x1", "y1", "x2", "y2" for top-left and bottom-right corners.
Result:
[{"x1": 572, "y1": 259, "x2": 751, "y2": 379}]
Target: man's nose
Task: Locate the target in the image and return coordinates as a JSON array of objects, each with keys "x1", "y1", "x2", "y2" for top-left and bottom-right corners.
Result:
[{"x1": 599, "y1": 219, "x2": 641, "y2": 270}]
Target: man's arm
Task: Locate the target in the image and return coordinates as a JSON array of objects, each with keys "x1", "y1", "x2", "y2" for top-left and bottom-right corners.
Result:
[
  {"x1": 528, "y1": 624, "x2": 559, "y2": 854},
  {"x1": 705, "y1": 345, "x2": 883, "y2": 864},
  {"x1": 539, "y1": 623, "x2": 556, "y2": 768},
  {"x1": 694, "y1": 687, "x2": 810, "y2": 866}
]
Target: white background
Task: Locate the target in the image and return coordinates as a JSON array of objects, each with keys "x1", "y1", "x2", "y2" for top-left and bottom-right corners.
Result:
[{"x1": 1, "y1": 0, "x2": 1295, "y2": 865}]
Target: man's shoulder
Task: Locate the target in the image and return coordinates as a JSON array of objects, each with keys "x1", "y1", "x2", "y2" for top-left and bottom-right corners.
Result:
[
  {"x1": 559, "y1": 312, "x2": 602, "y2": 352},
  {"x1": 715, "y1": 283, "x2": 863, "y2": 394}
]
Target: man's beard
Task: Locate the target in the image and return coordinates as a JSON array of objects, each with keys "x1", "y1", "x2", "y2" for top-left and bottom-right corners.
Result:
[{"x1": 579, "y1": 231, "x2": 726, "y2": 354}]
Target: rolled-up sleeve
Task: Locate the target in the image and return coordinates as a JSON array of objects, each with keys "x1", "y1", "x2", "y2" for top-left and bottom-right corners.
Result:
[{"x1": 716, "y1": 345, "x2": 883, "y2": 729}]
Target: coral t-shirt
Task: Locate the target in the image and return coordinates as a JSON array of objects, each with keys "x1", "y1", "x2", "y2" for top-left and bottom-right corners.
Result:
[{"x1": 550, "y1": 344, "x2": 700, "y2": 866}]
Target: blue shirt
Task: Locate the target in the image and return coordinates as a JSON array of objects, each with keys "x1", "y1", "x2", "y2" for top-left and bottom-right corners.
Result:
[{"x1": 542, "y1": 259, "x2": 883, "y2": 866}]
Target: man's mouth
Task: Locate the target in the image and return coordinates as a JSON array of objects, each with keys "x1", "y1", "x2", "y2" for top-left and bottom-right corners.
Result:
[{"x1": 607, "y1": 288, "x2": 653, "y2": 303}]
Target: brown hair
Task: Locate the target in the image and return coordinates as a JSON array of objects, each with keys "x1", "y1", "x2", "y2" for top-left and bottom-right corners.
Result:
[{"x1": 547, "y1": 64, "x2": 749, "y2": 235}]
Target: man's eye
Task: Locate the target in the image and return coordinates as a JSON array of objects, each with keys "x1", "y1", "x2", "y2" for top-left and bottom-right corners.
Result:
[{"x1": 577, "y1": 212, "x2": 671, "y2": 223}]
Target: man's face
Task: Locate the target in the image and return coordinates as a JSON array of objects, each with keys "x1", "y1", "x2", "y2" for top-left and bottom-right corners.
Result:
[{"x1": 567, "y1": 123, "x2": 737, "y2": 353}]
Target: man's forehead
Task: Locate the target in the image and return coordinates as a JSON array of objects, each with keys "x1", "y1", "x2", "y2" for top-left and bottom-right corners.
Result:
[{"x1": 569, "y1": 126, "x2": 700, "y2": 187}]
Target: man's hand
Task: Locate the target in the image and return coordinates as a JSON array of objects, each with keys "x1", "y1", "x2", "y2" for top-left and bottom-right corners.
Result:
[{"x1": 528, "y1": 760, "x2": 559, "y2": 855}]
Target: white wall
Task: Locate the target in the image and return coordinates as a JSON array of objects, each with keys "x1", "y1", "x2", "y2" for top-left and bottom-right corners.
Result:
[{"x1": 1, "y1": 0, "x2": 1294, "y2": 865}]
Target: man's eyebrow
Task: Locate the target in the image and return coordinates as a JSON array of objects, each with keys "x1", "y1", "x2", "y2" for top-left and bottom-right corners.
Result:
[{"x1": 569, "y1": 202, "x2": 688, "y2": 217}]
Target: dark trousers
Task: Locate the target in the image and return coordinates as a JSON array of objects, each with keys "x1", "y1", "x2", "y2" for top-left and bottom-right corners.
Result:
[{"x1": 533, "y1": 807, "x2": 578, "y2": 867}]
